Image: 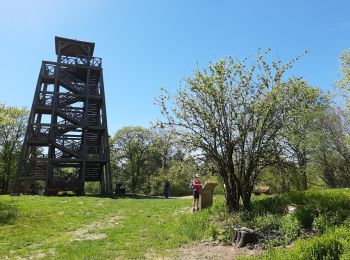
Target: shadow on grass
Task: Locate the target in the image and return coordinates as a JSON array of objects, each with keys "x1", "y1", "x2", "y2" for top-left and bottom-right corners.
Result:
[
  {"x1": 0, "y1": 201, "x2": 18, "y2": 225},
  {"x1": 45, "y1": 193, "x2": 188, "y2": 200},
  {"x1": 113, "y1": 193, "x2": 167, "y2": 199},
  {"x1": 88, "y1": 193, "x2": 180, "y2": 200}
]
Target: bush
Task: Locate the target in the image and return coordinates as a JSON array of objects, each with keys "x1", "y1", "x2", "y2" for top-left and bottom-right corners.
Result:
[
  {"x1": 244, "y1": 223, "x2": 350, "y2": 260},
  {"x1": 84, "y1": 182, "x2": 101, "y2": 194},
  {"x1": 280, "y1": 214, "x2": 301, "y2": 242},
  {"x1": 313, "y1": 213, "x2": 342, "y2": 234},
  {"x1": 274, "y1": 229, "x2": 345, "y2": 260},
  {"x1": 313, "y1": 214, "x2": 332, "y2": 234},
  {"x1": 254, "y1": 213, "x2": 280, "y2": 231},
  {"x1": 148, "y1": 160, "x2": 197, "y2": 196},
  {"x1": 235, "y1": 190, "x2": 350, "y2": 259},
  {"x1": 294, "y1": 206, "x2": 317, "y2": 229}
]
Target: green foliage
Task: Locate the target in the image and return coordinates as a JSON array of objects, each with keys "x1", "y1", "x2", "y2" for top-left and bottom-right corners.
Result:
[
  {"x1": 252, "y1": 228, "x2": 348, "y2": 260},
  {"x1": 233, "y1": 189, "x2": 350, "y2": 259},
  {"x1": 313, "y1": 215, "x2": 334, "y2": 234},
  {"x1": 254, "y1": 213, "x2": 280, "y2": 231},
  {"x1": 227, "y1": 189, "x2": 350, "y2": 254},
  {"x1": 0, "y1": 104, "x2": 28, "y2": 194},
  {"x1": 165, "y1": 159, "x2": 197, "y2": 196},
  {"x1": 280, "y1": 214, "x2": 301, "y2": 242},
  {"x1": 256, "y1": 78, "x2": 331, "y2": 192},
  {"x1": 148, "y1": 157, "x2": 198, "y2": 196},
  {"x1": 252, "y1": 189, "x2": 350, "y2": 217},
  {"x1": 84, "y1": 182, "x2": 101, "y2": 194},
  {"x1": 294, "y1": 206, "x2": 317, "y2": 229},
  {"x1": 110, "y1": 126, "x2": 196, "y2": 196},
  {"x1": 157, "y1": 49, "x2": 312, "y2": 212},
  {"x1": 110, "y1": 126, "x2": 165, "y2": 193},
  {"x1": 313, "y1": 108, "x2": 350, "y2": 189},
  {"x1": 336, "y1": 49, "x2": 350, "y2": 96}
]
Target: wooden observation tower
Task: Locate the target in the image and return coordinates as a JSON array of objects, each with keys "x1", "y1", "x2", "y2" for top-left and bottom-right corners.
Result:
[{"x1": 15, "y1": 36, "x2": 112, "y2": 195}]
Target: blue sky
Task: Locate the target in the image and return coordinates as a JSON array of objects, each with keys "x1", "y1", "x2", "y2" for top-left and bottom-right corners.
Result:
[{"x1": 1, "y1": 0, "x2": 349, "y2": 133}]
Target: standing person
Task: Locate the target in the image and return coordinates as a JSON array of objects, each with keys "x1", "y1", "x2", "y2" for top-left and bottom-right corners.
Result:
[
  {"x1": 191, "y1": 174, "x2": 202, "y2": 211},
  {"x1": 164, "y1": 180, "x2": 170, "y2": 199}
]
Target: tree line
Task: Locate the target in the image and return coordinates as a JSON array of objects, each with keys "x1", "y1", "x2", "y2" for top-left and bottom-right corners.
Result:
[{"x1": 1, "y1": 49, "x2": 350, "y2": 213}]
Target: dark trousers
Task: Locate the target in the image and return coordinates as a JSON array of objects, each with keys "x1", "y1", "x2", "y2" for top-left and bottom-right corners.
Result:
[{"x1": 164, "y1": 190, "x2": 169, "y2": 199}]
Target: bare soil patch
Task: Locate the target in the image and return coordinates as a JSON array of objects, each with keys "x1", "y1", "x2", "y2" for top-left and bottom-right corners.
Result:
[
  {"x1": 69, "y1": 215, "x2": 122, "y2": 241},
  {"x1": 174, "y1": 241, "x2": 263, "y2": 260}
]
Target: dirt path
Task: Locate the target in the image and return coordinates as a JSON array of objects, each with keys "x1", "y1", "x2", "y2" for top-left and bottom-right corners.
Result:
[{"x1": 174, "y1": 241, "x2": 262, "y2": 259}]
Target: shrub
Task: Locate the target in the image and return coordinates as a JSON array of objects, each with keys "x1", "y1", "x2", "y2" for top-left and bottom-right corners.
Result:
[
  {"x1": 236, "y1": 190, "x2": 350, "y2": 259},
  {"x1": 313, "y1": 213, "x2": 343, "y2": 234},
  {"x1": 84, "y1": 182, "x2": 101, "y2": 194},
  {"x1": 246, "y1": 227, "x2": 350, "y2": 260},
  {"x1": 280, "y1": 214, "x2": 301, "y2": 242},
  {"x1": 313, "y1": 214, "x2": 332, "y2": 234},
  {"x1": 254, "y1": 213, "x2": 280, "y2": 231},
  {"x1": 294, "y1": 206, "x2": 317, "y2": 229},
  {"x1": 285, "y1": 234, "x2": 343, "y2": 260}
]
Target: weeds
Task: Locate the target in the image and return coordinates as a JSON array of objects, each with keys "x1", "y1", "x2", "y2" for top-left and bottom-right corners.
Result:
[{"x1": 237, "y1": 189, "x2": 350, "y2": 259}]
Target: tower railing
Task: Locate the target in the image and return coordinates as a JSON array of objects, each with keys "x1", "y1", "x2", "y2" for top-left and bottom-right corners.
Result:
[{"x1": 58, "y1": 56, "x2": 102, "y2": 68}]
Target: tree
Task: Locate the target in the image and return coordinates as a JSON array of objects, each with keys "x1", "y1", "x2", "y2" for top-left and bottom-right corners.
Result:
[
  {"x1": 274, "y1": 79, "x2": 328, "y2": 190},
  {"x1": 157, "y1": 50, "x2": 304, "y2": 211},
  {"x1": 0, "y1": 104, "x2": 28, "y2": 194},
  {"x1": 148, "y1": 156, "x2": 199, "y2": 196},
  {"x1": 315, "y1": 107, "x2": 350, "y2": 188},
  {"x1": 336, "y1": 49, "x2": 350, "y2": 99},
  {"x1": 110, "y1": 126, "x2": 162, "y2": 193},
  {"x1": 320, "y1": 49, "x2": 350, "y2": 187}
]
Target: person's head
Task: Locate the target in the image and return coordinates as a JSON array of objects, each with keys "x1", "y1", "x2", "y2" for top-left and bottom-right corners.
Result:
[{"x1": 195, "y1": 174, "x2": 199, "y2": 179}]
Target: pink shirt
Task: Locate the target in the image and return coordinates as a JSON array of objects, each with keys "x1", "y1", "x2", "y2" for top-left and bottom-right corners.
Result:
[{"x1": 191, "y1": 179, "x2": 202, "y2": 192}]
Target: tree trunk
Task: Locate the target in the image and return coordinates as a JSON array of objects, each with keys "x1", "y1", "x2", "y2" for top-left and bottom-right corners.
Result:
[
  {"x1": 224, "y1": 177, "x2": 240, "y2": 213},
  {"x1": 300, "y1": 169, "x2": 308, "y2": 190},
  {"x1": 225, "y1": 189, "x2": 240, "y2": 212},
  {"x1": 241, "y1": 190, "x2": 252, "y2": 210},
  {"x1": 130, "y1": 170, "x2": 137, "y2": 193},
  {"x1": 297, "y1": 152, "x2": 308, "y2": 191},
  {"x1": 298, "y1": 165, "x2": 308, "y2": 191}
]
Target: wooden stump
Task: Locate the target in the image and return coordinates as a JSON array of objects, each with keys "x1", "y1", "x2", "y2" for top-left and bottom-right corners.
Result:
[{"x1": 233, "y1": 227, "x2": 258, "y2": 247}]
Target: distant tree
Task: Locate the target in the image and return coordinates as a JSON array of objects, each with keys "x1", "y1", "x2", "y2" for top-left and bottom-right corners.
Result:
[
  {"x1": 274, "y1": 79, "x2": 329, "y2": 190},
  {"x1": 0, "y1": 104, "x2": 28, "y2": 194},
  {"x1": 149, "y1": 156, "x2": 199, "y2": 196},
  {"x1": 110, "y1": 126, "x2": 162, "y2": 193},
  {"x1": 315, "y1": 107, "x2": 350, "y2": 187},
  {"x1": 152, "y1": 129, "x2": 176, "y2": 169},
  {"x1": 157, "y1": 50, "x2": 305, "y2": 211},
  {"x1": 319, "y1": 49, "x2": 350, "y2": 187},
  {"x1": 336, "y1": 49, "x2": 350, "y2": 100}
]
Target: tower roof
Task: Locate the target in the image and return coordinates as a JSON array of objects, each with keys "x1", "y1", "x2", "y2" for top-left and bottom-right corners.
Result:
[{"x1": 55, "y1": 36, "x2": 95, "y2": 57}]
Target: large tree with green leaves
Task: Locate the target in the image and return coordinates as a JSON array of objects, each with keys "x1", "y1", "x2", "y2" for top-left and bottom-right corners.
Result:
[
  {"x1": 0, "y1": 104, "x2": 28, "y2": 194},
  {"x1": 274, "y1": 79, "x2": 328, "y2": 190},
  {"x1": 110, "y1": 126, "x2": 163, "y2": 193},
  {"x1": 157, "y1": 50, "x2": 305, "y2": 211},
  {"x1": 315, "y1": 107, "x2": 350, "y2": 188}
]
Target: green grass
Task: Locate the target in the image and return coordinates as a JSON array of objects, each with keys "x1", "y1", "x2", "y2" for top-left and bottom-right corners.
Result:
[
  {"x1": 5, "y1": 190, "x2": 350, "y2": 259},
  {"x1": 0, "y1": 195, "x2": 214, "y2": 259}
]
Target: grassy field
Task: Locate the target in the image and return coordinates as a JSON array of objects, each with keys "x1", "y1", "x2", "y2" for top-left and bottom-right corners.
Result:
[
  {"x1": 0, "y1": 195, "x2": 214, "y2": 259},
  {"x1": 4, "y1": 190, "x2": 350, "y2": 259}
]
